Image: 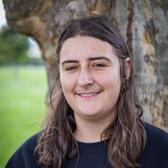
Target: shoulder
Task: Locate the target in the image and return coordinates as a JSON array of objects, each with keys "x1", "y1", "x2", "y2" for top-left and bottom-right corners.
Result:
[
  {"x1": 13, "y1": 132, "x2": 39, "y2": 157},
  {"x1": 5, "y1": 133, "x2": 40, "y2": 168},
  {"x1": 144, "y1": 122, "x2": 168, "y2": 146},
  {"x1": 18, "y1": 133, "x2": 38, "y2": 151},
  {"x1": 137, "y1": 122, "x2": 168, "y2": 168}
]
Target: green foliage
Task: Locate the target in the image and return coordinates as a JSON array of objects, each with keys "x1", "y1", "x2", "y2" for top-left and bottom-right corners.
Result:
[
  {"x1": 0, "y1": 66, "x2": 47, "y2": 168},
  {"x1": 0, "y1": 26, "x2": 30, "y2": 64}
]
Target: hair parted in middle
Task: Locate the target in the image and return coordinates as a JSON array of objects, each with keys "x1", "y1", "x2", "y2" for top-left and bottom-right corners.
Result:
[{"x1": 36, "y1": 15, "x2": 146, "y2": 168}]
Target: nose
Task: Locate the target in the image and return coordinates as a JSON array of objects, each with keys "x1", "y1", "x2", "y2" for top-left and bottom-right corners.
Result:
[{"x1": 77, "y1": 69, "x2": 94, "y2": 86}]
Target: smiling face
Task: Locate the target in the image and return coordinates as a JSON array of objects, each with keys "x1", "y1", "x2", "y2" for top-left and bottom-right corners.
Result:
[{"x1": 59, "y1": 35, "x2": 122, "y2": 122}]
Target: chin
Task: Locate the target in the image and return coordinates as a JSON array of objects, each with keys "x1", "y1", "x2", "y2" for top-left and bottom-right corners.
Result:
[{"x1": 79, "y1": 109, "x2": 102, "y2": 118}]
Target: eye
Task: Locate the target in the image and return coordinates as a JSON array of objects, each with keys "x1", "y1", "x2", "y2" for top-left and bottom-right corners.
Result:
[
  {"x1": 92, "y1": 63, "x2": 107, "y2": 69},
  {"x1": 65, "y1": 66, "x2": 78, "y2": 71},
  {"x1": 95, "y1": 63, "x2": 106, "y2": 67}
]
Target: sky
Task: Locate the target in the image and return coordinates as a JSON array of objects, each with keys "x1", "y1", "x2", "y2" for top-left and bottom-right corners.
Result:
[
  {"x1": 0, "y1": 0, "x2": 7, "y2": 28},
  {"x1": 0, "y1": 1, "x2": 41, "y2": 58}
]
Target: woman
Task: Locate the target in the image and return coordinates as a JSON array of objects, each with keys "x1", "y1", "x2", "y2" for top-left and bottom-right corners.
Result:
[{"x1": 5, "y1": 16, "x2": 168, "y2": 168}]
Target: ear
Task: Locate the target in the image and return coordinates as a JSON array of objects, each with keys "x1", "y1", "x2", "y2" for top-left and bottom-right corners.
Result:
[{"x1": 124, "y1": 57, "x2": 132, "y2": 79}]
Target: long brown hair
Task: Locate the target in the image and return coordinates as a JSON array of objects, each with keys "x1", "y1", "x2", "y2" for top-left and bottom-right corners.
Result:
[{"x1": 36, "y1": 16, "x2": 146, "y2": 168}]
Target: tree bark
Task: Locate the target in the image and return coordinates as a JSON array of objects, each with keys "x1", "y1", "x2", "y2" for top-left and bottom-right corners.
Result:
[{"x1": 3, "y1": 0, "x2": 168, "y2": 130}]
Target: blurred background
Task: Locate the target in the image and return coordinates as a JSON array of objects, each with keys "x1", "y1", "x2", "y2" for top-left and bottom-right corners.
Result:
[
  {"x1": 1, "y1": 0, "x2": 168, "y2": 167},
  {"x1": 0, "y1": 1, "x2": 47, "y2": 167}
]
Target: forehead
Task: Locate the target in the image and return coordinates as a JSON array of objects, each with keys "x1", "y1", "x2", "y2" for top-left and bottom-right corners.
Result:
[{"x1": 59, "y1": 35, "x2": 117, "y2": 62}]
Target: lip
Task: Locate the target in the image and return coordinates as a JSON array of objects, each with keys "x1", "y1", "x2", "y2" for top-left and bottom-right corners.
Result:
[{"x1": 76, "y1": 91, "x2": 102, "y2": 98}]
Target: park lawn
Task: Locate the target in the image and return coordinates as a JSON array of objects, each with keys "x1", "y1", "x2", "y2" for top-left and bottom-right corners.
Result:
[{"x1": 0, "y1": 66, "x2": 47, "y2": 168}]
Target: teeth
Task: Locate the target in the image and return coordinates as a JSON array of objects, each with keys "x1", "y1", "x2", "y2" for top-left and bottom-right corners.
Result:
[
  {"x1": 80, "y1": 93, "x2": 96, "y2": 96},
  {"x1": 78, "y1": 91, "x2": 101, "y2": 97}
]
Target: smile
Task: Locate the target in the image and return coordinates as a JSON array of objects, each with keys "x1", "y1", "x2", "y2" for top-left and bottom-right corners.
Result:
[{"x1": 77, "y1": 91, "x2": 102, "y2": 97}]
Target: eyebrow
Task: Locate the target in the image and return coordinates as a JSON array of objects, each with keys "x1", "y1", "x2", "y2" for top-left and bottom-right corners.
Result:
[
  {"x1": 61, "y1": 56, "x2": 111, "y2": 65},
  {"x1": 61, "y1": 60, "x2": 78, "y2": 66},
  {"x1": 88, "y1": 56, "x2": 111, "y2": 62}
]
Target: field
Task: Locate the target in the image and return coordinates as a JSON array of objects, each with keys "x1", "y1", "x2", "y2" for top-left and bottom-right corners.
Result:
[{"x1": 0, "y1": 66, "x2": 47, "y2": 168}]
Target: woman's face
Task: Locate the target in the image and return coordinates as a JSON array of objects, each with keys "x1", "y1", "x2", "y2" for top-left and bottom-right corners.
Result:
[{"x1": 59, "y1": 35, "x2": 122, "y2": 122}]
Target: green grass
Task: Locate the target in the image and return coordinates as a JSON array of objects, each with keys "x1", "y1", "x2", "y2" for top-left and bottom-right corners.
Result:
[{"x1": 0, "y1": 66, "x2": 47, "y2": 168}]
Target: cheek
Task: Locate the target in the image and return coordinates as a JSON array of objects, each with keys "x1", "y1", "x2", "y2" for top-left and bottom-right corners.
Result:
[
  {"x1": 60, "y1": 74, "x2": 76, "y2": 93},
  {"x1": 102, "y1": 73, "x2": 121, "y2": 101},
  {"x1": 95, "y1": 70, "x2": 121, "y2": 88}
]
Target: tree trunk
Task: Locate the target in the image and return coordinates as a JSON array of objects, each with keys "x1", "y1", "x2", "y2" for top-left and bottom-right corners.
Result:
[{"x1": 3, "y1": 0, "x2": 168, "y2": 130}]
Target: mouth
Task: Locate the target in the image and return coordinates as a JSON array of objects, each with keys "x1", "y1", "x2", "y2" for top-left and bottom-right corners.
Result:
[{"x1": 77, "y1": 91, "x2": 102, "y2": 98}]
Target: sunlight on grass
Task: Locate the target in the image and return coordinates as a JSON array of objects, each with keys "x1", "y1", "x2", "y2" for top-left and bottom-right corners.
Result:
[{"x1": 0, "y1": 66, "x2": 47, "y2": 168}]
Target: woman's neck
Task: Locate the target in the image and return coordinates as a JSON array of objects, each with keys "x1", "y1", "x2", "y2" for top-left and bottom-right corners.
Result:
[{"x1": 74, "y1": 114, "x2": 113, "y2": 143}]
